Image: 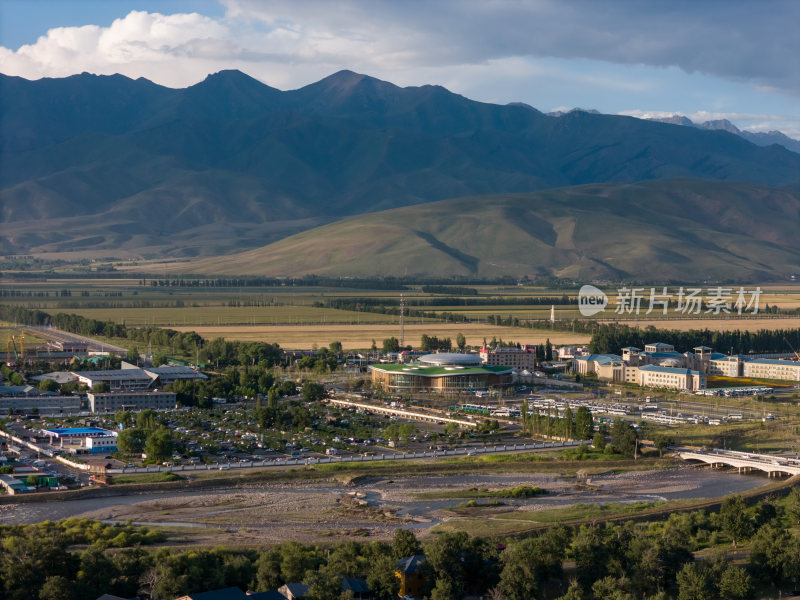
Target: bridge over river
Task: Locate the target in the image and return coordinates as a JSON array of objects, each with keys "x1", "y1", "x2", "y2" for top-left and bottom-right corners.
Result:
[{"x1": 676, "y1": 448, "x2": 800, "y2": 477}]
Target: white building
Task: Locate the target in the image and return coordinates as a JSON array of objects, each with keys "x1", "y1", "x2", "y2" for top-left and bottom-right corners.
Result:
[{"x1": 743, "y1": 358, "x2": 800, "y2": 382}]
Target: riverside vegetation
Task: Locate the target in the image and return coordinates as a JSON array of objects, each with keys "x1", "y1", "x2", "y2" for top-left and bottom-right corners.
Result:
[{"x1": 2, "y1": 491, "x2": 800, "y2": 599}]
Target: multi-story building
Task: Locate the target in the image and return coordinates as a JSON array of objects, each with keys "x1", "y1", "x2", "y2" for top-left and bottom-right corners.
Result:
[
  {"x1": 705, "y1": 354, "x2": 743, "y2": 377},
  {"x1": 0, "y1": 394, "x2": 82, "y2": 416},
  {"x1": 88, "y1": 391, "x2": 176, "y2": 413},
  {"x1": 479, "y1": 345, "x2": 537, "y2": 370},
  {"x1": 636, "y1": 364, "x2": 706, "y2": 391},
  {"x1": 572, "y1": 354, "x2": 623, "y2": 376},
  {"x1": 743, "y1": 358, "x2": 800, "y2": 382}
]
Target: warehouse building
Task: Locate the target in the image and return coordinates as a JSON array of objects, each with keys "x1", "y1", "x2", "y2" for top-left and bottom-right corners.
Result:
[{"x1": 40, "y1": 427, "x2": 117, "y2": 455}]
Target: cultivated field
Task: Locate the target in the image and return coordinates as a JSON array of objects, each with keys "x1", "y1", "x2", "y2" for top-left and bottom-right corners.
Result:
[
  {"x1": 170, "y1": 323, "x2": 590, "y2": 350},
  {"x1": 52, "y1": 305, "x2": 409, "y2": 327}
]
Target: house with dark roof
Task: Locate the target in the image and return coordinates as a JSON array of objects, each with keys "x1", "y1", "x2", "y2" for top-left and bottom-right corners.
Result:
[
  {"x1": 395, "y1": 555, "x2": 428, "y2": 599},
  {"x1": 277, "y1": 583, "x2": 309, "y2": 600},
  {"x1": 247, "y1": 591, "x2": 285, "y2": 600},
  {"x1": 175, "y1": 586, "x2": 247, "y2": 600},
  {"x1": 340, "y1": 576, "x2": 371, "y2": 599}
]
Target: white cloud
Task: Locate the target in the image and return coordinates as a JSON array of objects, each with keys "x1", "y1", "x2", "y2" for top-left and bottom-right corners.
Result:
[
  {"x1": 0, "y1": 2, "x2": 798, "y2": 139},
  {"x1": 1, "y1": 10, "x2": 234, "y2": 87}
]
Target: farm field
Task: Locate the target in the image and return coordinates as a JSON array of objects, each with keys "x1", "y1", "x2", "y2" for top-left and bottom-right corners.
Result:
[
  {"x1": 45, "y1": 305, "x2": 410, "y2": 327},
  {"x1": 169, "y1": 323, "x2": 591, "y2": 350},
  {"x1": 6, "y1": 278, "x2": 800, "y2": 346}
]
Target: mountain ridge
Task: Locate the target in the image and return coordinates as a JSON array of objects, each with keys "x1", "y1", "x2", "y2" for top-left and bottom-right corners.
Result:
[{"x1": 2, "y1": 69, "x2": 800, "y2": 263}]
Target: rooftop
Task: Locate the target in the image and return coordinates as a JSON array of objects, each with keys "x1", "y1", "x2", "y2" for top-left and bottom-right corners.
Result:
[
  {"x1": 747, "y1": 358, "x2": 800, "y2": 366},
  {"x1": 419, "y1": 352, "x2": 482, "y2": 366},
  {"x1": 370, "y1": 363, "x2": 512, "y2": 377},
  {"x1": 574, "y1": 354, "x2": 623, "y2": 365},
  {"x1": 41, "y1": 427, "x2": 114, "y2": 437},
  {"x1": 397, "y1": 554, "x2": 427, "y2": 574},
  {"x1": 74, "y1": 369, "x2": 155, "y2": 381},
  {"x1": 639, "y1": 364, "x2": 701, "y2": 376}
]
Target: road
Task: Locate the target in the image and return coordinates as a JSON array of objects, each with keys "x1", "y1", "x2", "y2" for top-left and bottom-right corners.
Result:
[{"x1": 25, "y1": 325, "x2": 128, "y2": 355}]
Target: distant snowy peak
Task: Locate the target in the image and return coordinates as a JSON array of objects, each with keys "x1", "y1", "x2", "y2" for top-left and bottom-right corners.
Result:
[{"x1": 649, "y1": 115, "x2": 800, "y2": 154}]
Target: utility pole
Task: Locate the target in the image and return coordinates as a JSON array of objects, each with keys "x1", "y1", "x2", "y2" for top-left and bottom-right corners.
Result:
[{"x1": 399, "y1": 293, "x2": 405, "y2": 349}]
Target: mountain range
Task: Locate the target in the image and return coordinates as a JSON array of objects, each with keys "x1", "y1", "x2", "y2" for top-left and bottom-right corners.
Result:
[
  {"x1": 646, "y1": 115, "x2": 800, "y2": 154},
  {"x1": 165, "y1": 179, "x2": 800, "y2": 282},
  {"x1": 2, "y1": 69, "x2": 800, "y2": 280}
]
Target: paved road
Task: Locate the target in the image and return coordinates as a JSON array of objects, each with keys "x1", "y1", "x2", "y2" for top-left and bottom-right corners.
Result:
[{"x1": 25, "y1": 326, "x2": 128, "y2": 355}]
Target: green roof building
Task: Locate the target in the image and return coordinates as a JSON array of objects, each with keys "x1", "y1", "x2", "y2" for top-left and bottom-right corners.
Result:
[{"x1": 370, "y1": 353, "x2": 513, "y2": 392}]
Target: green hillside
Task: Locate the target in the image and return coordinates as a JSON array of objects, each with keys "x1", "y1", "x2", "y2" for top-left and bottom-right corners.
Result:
[{"x1": 170, "y1": 179, "x2": 800, "y2": 281}]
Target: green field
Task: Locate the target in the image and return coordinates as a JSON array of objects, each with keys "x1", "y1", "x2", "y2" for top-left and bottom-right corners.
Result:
[
  {"x1": 47, "y1": 305, "x2": 407, "y2": 326},
  {"x1": 6, "y1": 277, "x2": 800, "y2": 353}
]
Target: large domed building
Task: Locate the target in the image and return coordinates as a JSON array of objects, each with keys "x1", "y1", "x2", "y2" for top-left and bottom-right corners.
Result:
[{"x1": 369, "y1": 352, "x2": 513, "y2": 393}]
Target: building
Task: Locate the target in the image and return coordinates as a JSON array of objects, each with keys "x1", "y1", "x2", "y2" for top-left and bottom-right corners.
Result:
[
  {"x1": 143, "y1": 365, "x2": 208, "y2": 386},
  {"x1": 46, "y1": 341, "x2": 89, "y2": 355},
  {"x1": 88, "y1": 391, "x2": 176, "y2": 413},
  {"x1": 0, "y1": 474, "x2": 33, "y2": 495},
  {"x1": 572, "y1": 354, "x2": 623, "y2": 376},
  {"x1": 74, "y1": 368, "x2": 156, "y2": 391},
  {"x1": 30, "y1": 371, "x2": 78, "y2": 385},
  {"x1": 0, "y1": 394, "x2": 82, "y2": 416},
  {"x1": 370, "y1": 353, "x2": 513, "y2": 393},
  {"x1": 480, "y1": 345, "x2": 537, "y2": 370},
  {"x1": 572, "y1": 344, "x2": 706, "y2": 391},
  {"x1": 705, "y1": 354, "x2": 743, "y2": 377},
  {"x1": 636, "y1": 364, "x2": 706, "y2": 392},
  {"x1": 396, "y1": 555, "x2": 428, "y2": 599},
  {"x1": 743, "y1": 358, "x2": 800, "y2": 382},
  {"x1": 175, "y1": 587, "x2": 248, "y2": 600},
  {"x1": 0, "y1": 385, "x2": 43, "y2": 397},
  {"x1": 40, "y1": 427, "x2": 117, "y2": 454},
  {"x1": 277, "y1": 583, "x2": 309, "y2": 600}
]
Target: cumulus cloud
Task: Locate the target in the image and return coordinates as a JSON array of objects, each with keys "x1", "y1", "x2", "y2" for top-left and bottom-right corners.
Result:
[
  {"x1": 0, "y1": 11, "x2": 239, "y2": 87},
  {"x1": 0, "y1": 1, "x2": 798, "y2": 138},
  {"x1": 221, "y1": 0, "x2": 800, "y2": 94},
  {"x1": 2, "y1": 1, "x2": 799, "y2": 92}
]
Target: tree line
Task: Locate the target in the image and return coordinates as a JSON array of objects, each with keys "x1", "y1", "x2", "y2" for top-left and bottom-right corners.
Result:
[
  {"x1": 588, "y1": 324, "x2": 800, "y2": 355},
  {"x1": 5, "y1": 491, "x2": 800, "y2": 599}
]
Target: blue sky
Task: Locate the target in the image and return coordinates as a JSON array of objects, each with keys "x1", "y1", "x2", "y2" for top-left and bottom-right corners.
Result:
[{"x1": 2, "y1": 0, "x2": 799, "y2": 138}]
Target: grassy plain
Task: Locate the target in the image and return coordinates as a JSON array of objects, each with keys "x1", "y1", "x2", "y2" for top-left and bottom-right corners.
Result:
[{"x1": 0, "y1": 325, "x2": 48, "y2": 345}]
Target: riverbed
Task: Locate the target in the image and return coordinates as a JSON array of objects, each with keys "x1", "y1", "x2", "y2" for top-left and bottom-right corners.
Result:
[{"x1": 0, "y1": 466, "x2": 773, "y2": 544}]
